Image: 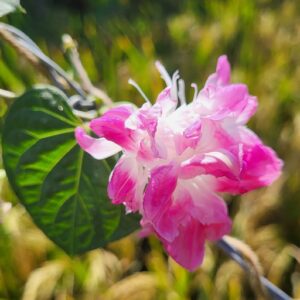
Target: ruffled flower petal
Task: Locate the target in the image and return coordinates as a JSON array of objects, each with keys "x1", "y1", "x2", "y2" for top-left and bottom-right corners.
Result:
[
  {"x1": 180, "y1": 150, "x2": 239, "y2": 180},
  {"x1": 75, "y1": 127, "x2": 121, "y2": 159},
  {"x1": 156, "y1": 87, "x2": 178, "y2": 115},
  {"x1": 237, "y1": 96, "x2": 258, "y2": 124},
  {"x1": 175, "y1": 179, "x2": 232, "y2": 238},
  {"x1": 205, "y1": 55, "x2": 231, "y2": 87},
  {"x1": 162, "y1": 220, "x2": 206, "y2": 271},
  {"x1": 173, "y1": 120, "x2": 202, "y2": 155},
  {"x1": 197, "y1": 56, "x2": 258, "y2": 124},
  {"x1": 216, "y1": 55, "x2": 231, "y2": 85},
  {"x1": 143, "y1": 164, "x2": 179, "y2": 241},
  {"x1": 108, "y1": 155, "x2": 147, "y2": 212},
  {"x1": 90, "y1": 105, "x2": 136, "y2": 150},
  {"x1": 163, "y1": 181, "x2": 231, "y2": 271},
  {"x1": 143, "y1": 177, "x2": 231, "y2": 271},
  {"x1": 217, "y1": 128, "x2": 283, "y2": 194},
  {"x1": 197, "y1": 81, "x2": 255, "y2": 121},
  {"x1": 76, "y1": 56, "x2": 282, "y2": 272}
]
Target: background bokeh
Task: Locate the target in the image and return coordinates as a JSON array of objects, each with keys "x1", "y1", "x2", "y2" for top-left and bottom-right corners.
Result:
[{"x1": 1, "y1": 0, "x2": 300, "y2": 299}]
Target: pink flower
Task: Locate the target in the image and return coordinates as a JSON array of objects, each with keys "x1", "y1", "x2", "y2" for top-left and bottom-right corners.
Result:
[{"x1": 75, "y1": 55, "x2": 283, "y2": 271}]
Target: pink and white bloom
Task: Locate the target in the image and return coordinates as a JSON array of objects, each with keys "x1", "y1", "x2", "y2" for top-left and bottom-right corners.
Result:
[{"x1": 75, "y1": 55, "x2": 283, "y2": 271}]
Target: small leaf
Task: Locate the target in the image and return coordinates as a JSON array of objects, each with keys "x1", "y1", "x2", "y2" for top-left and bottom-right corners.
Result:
[
  {"x1": 2, "y1": 86, "x2": 140, "y2": 255},
  {"x1": 0, "y1": 0, "x2": 25, "y2": 18}
]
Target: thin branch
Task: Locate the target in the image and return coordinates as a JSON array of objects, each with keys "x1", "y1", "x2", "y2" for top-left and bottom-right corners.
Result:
[
  {"x1": 223, "y1": 236, "x2": 266, "y2": 298},
  {"x1": 216, "y1": 237, "x2": 292, "y2": 300},
  {"x1": 0, "y1": 25, "x2": 42, "y2": 70},
  {"x1": 0, "y1": 88, "x2": 16, "y2": 98},
  {"x1": 73, "y1": 109, "x2": 97, "y2": 120},
  {"x1": 62, "y1": 34, "x2": 113, "y2": 107},
  {"x1": 0, "y1": 22, "x2": 86, "y2": 98}
]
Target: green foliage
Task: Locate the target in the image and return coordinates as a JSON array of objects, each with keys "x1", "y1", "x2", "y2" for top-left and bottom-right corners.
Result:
[
  {"x1": 2, "y1": 86, "x2": 140, "y2": 255},
  {"x1": 0, "y1": 0, "x2": 24, "y2": 17}
]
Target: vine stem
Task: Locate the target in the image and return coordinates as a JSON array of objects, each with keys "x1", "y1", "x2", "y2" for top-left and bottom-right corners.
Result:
[
  {"x1": 0, "y1": 22, "x2": 101, "y2": 119},
  {"x1": 216, "y1": 238, "x2": 292, "y2": 300},
  {"x1": 0, "y1": 88, "x2": 16, "y2": 98},
  {"x1": 62, "y1": 34, "x2": 113, "y2": 107},
  {"x1": 0, "y1": 22, "x2": 86, "y2": 98}
]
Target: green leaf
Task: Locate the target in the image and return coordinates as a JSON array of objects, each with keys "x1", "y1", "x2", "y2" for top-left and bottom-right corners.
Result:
[
  {"x1": 0, "y1": 0, "x2": 25, "y2": 18},
  {"x1": 2, "y1": 86, "x2": 140, "y2": 255}
]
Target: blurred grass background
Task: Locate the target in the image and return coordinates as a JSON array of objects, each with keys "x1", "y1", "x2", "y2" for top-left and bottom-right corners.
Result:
[{"x1": 0, "y1": 0, "x2": 300, "y2": 299}]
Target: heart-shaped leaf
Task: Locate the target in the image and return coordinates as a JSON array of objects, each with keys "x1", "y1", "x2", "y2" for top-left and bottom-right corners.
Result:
[
  {"x1": 2, "y1": 86, "x2": 140, "y2": 255},
  {"x1": 0, "y1": 0, "x2": 25, "y2": 17}
]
